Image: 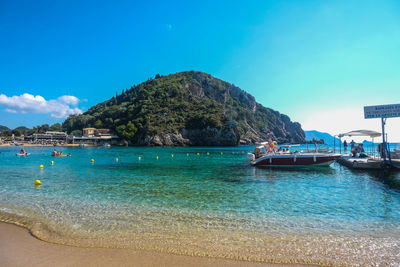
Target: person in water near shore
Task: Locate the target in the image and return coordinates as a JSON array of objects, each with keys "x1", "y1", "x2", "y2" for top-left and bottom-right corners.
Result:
[
  {"x1": 52, "y1": 149, "x2": 64, "y2": 156},
  {"x1": 20, "y1": 148, "x2": 27, "y2": 155},
  {"x1": 343, "y1": 140, "x2": 348, "y2": 153}
]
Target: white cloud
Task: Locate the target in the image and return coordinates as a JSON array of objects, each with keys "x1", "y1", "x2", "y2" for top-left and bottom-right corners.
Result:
[
  {"x1": 0, "y1": 93, "x2": 83, "y2": 119},
  {"x1": 57, "y1": 95, "x2": 79, "y2": 105},
  {"x1": 296, "y1": 106, "x2": 400, "y2": 143},
  {"x1": 4, "y1": 108, "x2": 17, "y2": 113}
]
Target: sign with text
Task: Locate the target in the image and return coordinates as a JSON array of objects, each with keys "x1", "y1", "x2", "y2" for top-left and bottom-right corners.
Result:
[{"x1": 364, "y1": 104, "x2": 400, "y2": 119}]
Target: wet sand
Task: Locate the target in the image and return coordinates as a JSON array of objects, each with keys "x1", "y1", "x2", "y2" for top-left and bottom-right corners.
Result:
[{"x1": 0, "y1": 222, "x2": 312, "y2": 267}]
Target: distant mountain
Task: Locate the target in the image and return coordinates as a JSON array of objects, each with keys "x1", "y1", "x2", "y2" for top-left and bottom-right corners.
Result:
[
  {"x1": 305, "y1": 130, "x2": 340, "y2": 145},
  {"x1": 63, "y1": 71, "x2": 305, "y2": 146},
  {"x1": 305, "y1": 130, "x2": 376, "y2": 146},
  {"x1": 0, "y1": 125, "x2": 10, "y2": 132},
  {"x1": 362, "y1": 140, "x2": 373, "y2": 145}
]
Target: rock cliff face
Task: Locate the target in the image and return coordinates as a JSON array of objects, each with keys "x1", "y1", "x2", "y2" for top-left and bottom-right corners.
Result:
[
  {"x1": 135, "y1": 127, "x2": 240, "y2": 146},
  {"x1": 63, "y1": 71, "x2": 305, "y2": 146}
]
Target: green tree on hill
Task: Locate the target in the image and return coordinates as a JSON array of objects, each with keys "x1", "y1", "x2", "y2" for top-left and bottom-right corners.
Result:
[{"x1": 62, "y1": 71, "x2": 305, "y2": 145}]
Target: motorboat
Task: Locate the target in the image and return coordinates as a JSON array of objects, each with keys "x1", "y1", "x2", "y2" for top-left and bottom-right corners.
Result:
[
  {"x1": 247, "y1": 142, "x2": 340, "y2": 167},
  {"x1": 337, "y1": 155, "x2": 383, "y2": 170},
  {"x1": 335, "y1": 130, "x2": 387, "y2": 170}
]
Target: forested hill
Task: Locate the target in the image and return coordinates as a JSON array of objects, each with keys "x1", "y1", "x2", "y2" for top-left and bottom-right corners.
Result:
[
  {"x1": 0, "y1": 125, "x2": 10, "y2": 133},
  {"x1": 63, "y1": 71, "x2": 305, "y2": 146}
]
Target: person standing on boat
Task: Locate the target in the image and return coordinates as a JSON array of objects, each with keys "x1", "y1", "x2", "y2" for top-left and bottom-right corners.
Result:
[
  {"x1": 343, "y1": 140, "x2": 348, "y2": 153},
  {"x1": 350, "y1": 140, "x2": 355, "y2": 149},
  {"x1": 377, "y1": 143, "x2": 383, "y2": 158}
]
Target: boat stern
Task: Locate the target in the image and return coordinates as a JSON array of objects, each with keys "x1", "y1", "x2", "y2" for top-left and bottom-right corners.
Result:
[{"x1": 247, "y1": 153, "x2": 256, "y2": 165}]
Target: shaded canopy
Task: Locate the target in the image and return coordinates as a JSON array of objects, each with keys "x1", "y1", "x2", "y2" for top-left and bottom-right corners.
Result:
[{"x1": 338, "y1": 130, "x2": 381, "y2": 138}]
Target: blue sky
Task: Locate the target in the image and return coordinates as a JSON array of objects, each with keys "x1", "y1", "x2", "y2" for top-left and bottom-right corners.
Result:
[{"x1": 1, "y1": 0, "x2": 400, "y2": 140}]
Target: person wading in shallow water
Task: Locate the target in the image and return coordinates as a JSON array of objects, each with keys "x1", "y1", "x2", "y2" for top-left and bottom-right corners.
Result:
[{"x1": 343, "y1": 140, "x2": 348, "y2": 153}]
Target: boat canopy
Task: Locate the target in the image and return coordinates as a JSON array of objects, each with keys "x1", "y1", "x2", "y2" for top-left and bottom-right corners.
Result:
[{"x1": 338, "y1": 130, "x2": 381, "y2": 138}]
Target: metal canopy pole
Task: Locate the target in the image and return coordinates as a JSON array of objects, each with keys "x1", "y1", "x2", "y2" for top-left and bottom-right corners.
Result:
[
  {"x1": 381, "y1": 117, "x2": 388, "y2": 163},
  {"x1": 333, "y1": 135, "x2": 336, "y2": 153},
  {"x1": 372, "y1": 137, "x2": 374, "y2": 158},
  {"x1": 386, "y1": 133, "x2": 392, "y2": 163}
]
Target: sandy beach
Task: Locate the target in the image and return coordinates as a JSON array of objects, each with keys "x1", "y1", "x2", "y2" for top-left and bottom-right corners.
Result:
[{"x1": 0, "y1": 222, "x2": 312, "y2": 267}]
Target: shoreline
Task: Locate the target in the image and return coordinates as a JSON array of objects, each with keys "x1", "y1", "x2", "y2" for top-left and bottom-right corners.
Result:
[
  {"x1": 0, "y1": 143, "x2": 82, "y2": 147},
  {"x1": 0, "y1": 221, "x2": 312, "y2": 267}
]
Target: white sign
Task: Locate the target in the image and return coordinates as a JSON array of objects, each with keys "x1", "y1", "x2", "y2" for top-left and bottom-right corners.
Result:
[{"x1": 364, "y1": 104, "x2": 400, "y2": 119}]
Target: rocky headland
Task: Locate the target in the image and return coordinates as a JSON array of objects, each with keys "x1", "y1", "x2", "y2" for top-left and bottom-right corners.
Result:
[{"x1": 63, "y1": 71, "x2": 305, "y2": 146}]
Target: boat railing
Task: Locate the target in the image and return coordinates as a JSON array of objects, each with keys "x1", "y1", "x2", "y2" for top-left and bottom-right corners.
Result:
[{"x1": 333, "y1": 130, "x2": 384, "y2": 159}]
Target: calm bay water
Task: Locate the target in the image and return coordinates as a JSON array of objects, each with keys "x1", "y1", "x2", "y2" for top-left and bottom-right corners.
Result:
[{"x1": 1, "y1": 146, "x2": 400, "y2": 266}]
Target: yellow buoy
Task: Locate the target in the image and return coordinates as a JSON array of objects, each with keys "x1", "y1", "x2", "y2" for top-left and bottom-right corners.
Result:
[
  {"x1": 187, "y1": 153, "x2": 189, "y2": 156},
  {"x1": 50, "y1": 161, "x2": 54, "y2": 165},
  {"x1": 156, "y1": 156, "x2": 159, "y2": 160},
  {"x1": 220, "y1": 152, "x2": 223, "y2": 155},
  {"x1": 207, "y1": 152, "x2": 209, "y2": 155},
  {"x1": 171, "y1": 154, "x2": 174, "y2": 158},
  {"x1": 115, "y1": 158, "x2": 119, "y2": 162},
  {"x1": 39, "y1": 164, "x2": 44, "y2": 168},
  {"x1": 197, "y1": 153, "x2": 200, "y2": 156},
  {"x1": 34, "y1": 180, "x2": 41, "y2": 185},
  {"x1": 90, "y1": 159, "x2": 94, "y2": 163},
  {"x1": 138, "y1": 156, "x2": 141, "y2": 160}
]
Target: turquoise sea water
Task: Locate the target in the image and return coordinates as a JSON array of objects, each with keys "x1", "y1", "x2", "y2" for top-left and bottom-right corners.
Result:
[{"x1": 1, "y1": 146, "x2": 400, "y2": 266}]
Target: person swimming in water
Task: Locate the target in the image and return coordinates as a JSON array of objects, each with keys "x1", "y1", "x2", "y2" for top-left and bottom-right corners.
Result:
[
  {"x1": 20, "y1": 148, "x2": 27, "y2": 155},
  {"x1": 52, "y1": 149, "x2": 63, "y2": 156}
]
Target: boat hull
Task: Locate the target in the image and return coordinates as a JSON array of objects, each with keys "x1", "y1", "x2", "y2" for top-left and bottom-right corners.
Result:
[
  {"x1": 251, "y1": 154, "x2": 340, "y2": 167},
  {"x1": 338, "y1": 156, "x2": 400, "y2": 170}
]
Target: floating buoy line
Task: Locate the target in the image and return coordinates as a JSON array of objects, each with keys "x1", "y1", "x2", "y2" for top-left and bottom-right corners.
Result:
[{"x1": 29, "y1": 150, "x2": 247, "y2": 187}]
